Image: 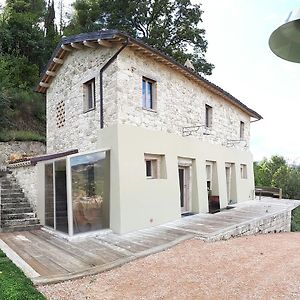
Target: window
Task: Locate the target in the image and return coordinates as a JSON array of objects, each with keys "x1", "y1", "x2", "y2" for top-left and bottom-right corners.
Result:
[
  {"x1": 240, "y1": 164, "x2": 247, "y2": 179},
  {"x1": 144, "y1": 154, "x2": 166, "y2": 179},
  {"x1": 145, "y1": 159, "x2": 158, "y2": 178},
  {"x1": 240, "y1": 121, "x2": 245, "y2": 140},
  {"x1": 142, "y1": 77, "x2": 155, "y2": 110},
  {"x1": 205, "y1": 104, "x2": 212, "y2": 128},
  {"x1": 83, "y1": 78, "x2": 95, "y2": 112}
]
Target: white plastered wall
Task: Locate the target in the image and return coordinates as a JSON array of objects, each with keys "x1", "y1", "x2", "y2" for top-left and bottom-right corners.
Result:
[{"x1": 115, "y1": 124, "x2": 255, "y2": 234}]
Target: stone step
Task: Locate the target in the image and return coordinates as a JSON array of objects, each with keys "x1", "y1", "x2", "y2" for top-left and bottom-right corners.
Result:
[
  {"x1": 0, "y1": 188, "x2": 23, "y2": 194},
  {"x1": 1, "y1": 218, "x2": 39, "y2": 227},
  {"x1": 0, "y1": 224, "x2": 41, "y2": 233},
  {"x1": 1, "y1": 212, "x2": 36, "y2": 220},
  {"x1": 1, "y1": 191, "x2": 24, "y2": 198},
  {"x1": 1, "y1": 202, "x2": 32, "y2": 209},
  {"x1": 1, "y1": 207, "x2": 33, "y2": 214},
  {"x1": 1, "y1": 180, "x2": 17, "y2": 186},
  {"x1": 1, "y1": 198, "x2": 29, "y2": 204}
]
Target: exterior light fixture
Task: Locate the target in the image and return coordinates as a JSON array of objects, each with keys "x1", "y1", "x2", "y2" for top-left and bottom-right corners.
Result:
[{"x1": 269, "y1": 9, "x2": 300, "y2": 62}]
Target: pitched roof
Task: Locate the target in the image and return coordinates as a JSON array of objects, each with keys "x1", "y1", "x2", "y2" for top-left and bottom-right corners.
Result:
[{"x1": 36, "y1": 30, "x2": 262, "y2": 120}]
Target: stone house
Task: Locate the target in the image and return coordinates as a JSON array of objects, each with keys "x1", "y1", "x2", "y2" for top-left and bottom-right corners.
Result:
[{"x1": 7, "y1": 30, "x2": 262, "y2": 236}]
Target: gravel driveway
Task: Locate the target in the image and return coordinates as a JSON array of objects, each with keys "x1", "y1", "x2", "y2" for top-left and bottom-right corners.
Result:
[{"x1": 38, "y1": 232, "x2": 300, "y2": 299}]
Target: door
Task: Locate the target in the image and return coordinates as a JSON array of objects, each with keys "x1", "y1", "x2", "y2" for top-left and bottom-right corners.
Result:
[
  {"x1": 44, "y1": 160, "x2": 68, "y2": 234},
  {"x1": 178, "y1": 166, "x2": 190, "y2": 213},
  {"x1": 225, "y1": 165, "x2": 231, "y2": 203}
]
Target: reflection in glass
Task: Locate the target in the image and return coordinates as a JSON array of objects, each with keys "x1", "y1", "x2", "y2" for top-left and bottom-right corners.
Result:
[
  {"x1": 55, "y1": 160, "x2": 68, "y2": 233},
  {"x1": 45, "y1": 163, "x2": 54, "y2": 228},
  {"x1": 71, "y1": 151, "x2": 110, "y2": 234}
]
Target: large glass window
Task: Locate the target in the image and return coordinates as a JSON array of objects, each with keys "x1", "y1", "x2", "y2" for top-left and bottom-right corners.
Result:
[{"x1": 70, "y1": 151, "x2": 110, "y2": 234}]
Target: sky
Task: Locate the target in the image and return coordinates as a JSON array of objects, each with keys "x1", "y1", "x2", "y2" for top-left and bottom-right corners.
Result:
[
  {"x1": 198, "y1": 0, "x2": 300, "y2": 162},
  {"x1": 1, "y1": 0, "x2": 300, "y2": 162}
]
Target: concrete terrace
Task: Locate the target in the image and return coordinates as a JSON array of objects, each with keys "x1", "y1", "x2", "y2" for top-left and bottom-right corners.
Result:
[{"x1": 0, "y1": 198, "x2": 299, "y2": 285}]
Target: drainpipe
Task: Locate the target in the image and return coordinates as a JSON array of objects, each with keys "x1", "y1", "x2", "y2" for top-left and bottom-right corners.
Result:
[{"x1": 99, "y1": 37, "x2": 129, "y2": 128}]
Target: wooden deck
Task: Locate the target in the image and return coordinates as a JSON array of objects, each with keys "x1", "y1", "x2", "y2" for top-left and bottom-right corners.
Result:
[{"x1": 0, "y1": 198, "x2": 299, "y2": 285}]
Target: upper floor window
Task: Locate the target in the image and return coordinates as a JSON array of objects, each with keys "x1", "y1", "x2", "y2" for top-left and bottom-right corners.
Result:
[
  {"x1": 205, "y1": 104, "x2": 212, "y2": 128},
  {"x1": 142, "y1": 77, "x2": 156, "y2": 110},
  {"x1": 83, "y1": 78, "x2": 95, "y2": 112},
  {"x1": 240, "y1": 121, "x2": 245, "y2": 140}
]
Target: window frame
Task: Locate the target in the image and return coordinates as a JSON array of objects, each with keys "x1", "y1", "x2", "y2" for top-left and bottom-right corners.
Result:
[
  {"x1": 142, "y1": 77, "x2": 156, "y2": 111},
  {"x1": 83, "y1": 78, "x2": 96, "y2": 113},
  {"x1": 240, "y1": 121, "x2": 245, "y2": 140},
  {"x1": 205, "y1": 104, "x2": 212, "y2": 128}
]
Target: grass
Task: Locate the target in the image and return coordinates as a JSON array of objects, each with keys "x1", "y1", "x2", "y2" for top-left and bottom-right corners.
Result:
[
  {"x1": 0, "y1": 130, "x2": 45, "y2": 143},
  {"x1": 291, "y1": 206, "x2": 300, "y2": 232},
  {"x1": 0, "y1": 249, "x2": 45, "y2": 300}
]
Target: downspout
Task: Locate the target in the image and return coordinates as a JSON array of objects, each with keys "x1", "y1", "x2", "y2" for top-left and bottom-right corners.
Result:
[{"x1": 99, "y1": 37, "x2": 129, "y2": 128}]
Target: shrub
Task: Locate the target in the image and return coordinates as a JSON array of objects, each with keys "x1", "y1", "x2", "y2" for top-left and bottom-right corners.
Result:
[{"x1": 291, "y1": 206, "x2": 300, "y2": 232}]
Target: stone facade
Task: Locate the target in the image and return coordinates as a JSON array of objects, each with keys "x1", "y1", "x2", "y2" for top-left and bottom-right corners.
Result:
[
  {"x1": 0, "y1": 142, "x2": 45, "y2": 166},
  {"x1": 46, "y1": 46, "x2": 118, "y2": 153},
  {"x1": 10, "y1": 165, "x2": 38, "y2": 209},
  {"x1": 208, "y1": 210, "x2": 292, "y2": 242},
  {"x1": 117, "y1": 49, "x2": 250, "y2": 151},
  {"x1": 46, "y1": 44, "x2": 251, "y2": 154}
]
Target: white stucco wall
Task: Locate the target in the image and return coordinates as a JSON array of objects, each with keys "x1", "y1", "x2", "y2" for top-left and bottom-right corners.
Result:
[{"x1": 115, "y1": 124, "x2": 254, "y2": 233}]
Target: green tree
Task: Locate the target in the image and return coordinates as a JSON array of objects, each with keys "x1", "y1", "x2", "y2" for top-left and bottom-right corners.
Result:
[
  {"x1": 254, "y1": 155, "x2": 287, "y2": 187},
  {"x1": 2, "y1": 0, "x2": 46, "y2": 69},
  {"x1": 254, "y1": 155, "x2": 300, "y2": 200},
  {"x1": 65, "y1": 0, "x2": 214, "y2": 75},
  {"x1": 0, "y1": 90, "x2": 11, "y2": 129}
]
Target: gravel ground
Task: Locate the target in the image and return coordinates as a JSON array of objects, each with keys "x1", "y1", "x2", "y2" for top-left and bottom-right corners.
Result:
[{"x1": 38, "y1": 232, "x2": 300, "y2": 300}]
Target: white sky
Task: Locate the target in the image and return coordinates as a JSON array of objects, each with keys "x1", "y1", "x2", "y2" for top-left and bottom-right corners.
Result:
[
  {"x1": 1, "y1": 0, "x2": 300, "y2": 162},
  {"x1": 198, "y1": 0, "x2": 300, "y2": 162}
]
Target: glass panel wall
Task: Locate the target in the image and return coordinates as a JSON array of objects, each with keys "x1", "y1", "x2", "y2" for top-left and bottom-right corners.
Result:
[
  {"x1": 55, "y1": 160, "x2": 68, "y2": 233},
  {"x1": 70, "y1": 151, "x2": 110, "y2": 234},
  {"x1": 45, "y1": 163, "x2": 54, "y2": 228}
]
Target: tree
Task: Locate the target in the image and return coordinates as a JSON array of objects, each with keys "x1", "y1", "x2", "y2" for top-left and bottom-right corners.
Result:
[
  {"x1": 254, "y1": 155, "x2": 300, "y2": 200},
  {"x1": 65, "y1": 0, "x2": 214, "y2": 75},
  {"x1": 0, "y1": 90, "x2": 11, "y2": 129},
  {"x1": 3, "y1": 0, "x2": 46, "y2": 69}
]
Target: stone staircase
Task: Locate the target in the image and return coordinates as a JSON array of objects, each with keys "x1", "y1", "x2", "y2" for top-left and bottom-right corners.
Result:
[{"x1": 0, "y1": 170, "x2": 40, "y2": 232}]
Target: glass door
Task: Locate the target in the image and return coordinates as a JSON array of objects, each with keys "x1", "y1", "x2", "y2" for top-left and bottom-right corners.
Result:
[{"x1": 44, "y1": 159, "x2": 68, "y2": 233}]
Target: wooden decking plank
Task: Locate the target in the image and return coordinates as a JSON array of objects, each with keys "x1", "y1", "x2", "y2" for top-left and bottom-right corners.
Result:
[
  {"x1": 96, "y1": 234, "x2": 149, "y2": 253},
  {"x1": 75, "y1": 239, "x2": 127, "y2": 262},
  {"x1": 0, "y1": 234, "x2": 64, "y2": 276},
  {"x1": 31, "y1": 230, "x2": 108, "y2": 266},
  {"x1": 21, "y1": 231, "x2": 88, "y2": 273}
]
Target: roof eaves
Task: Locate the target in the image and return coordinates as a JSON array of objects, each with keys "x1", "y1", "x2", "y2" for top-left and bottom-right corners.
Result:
[{"x1": 36, "y1": 30, "x2": 262, "y2": 120}]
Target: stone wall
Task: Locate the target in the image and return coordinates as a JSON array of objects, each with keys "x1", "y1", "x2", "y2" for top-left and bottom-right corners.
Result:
[
  {"x1": 46, "y1": 43, "x2": 253, "y2": 154},
  {"x1": 0, "y1": 142, "x2": 45, "y2": 166},
  {"x1": 10, "y1": 165, "x2": 38, "y2": 209},
  {"x1": 208, "y1": 210, "x2": 292, "y2": 242},
  {"x1": 117, "y1": 48, "x2": 251, "y2": 151},
  {"x1": 46, "y1": 46, "x2": 118, "y2": 154}
]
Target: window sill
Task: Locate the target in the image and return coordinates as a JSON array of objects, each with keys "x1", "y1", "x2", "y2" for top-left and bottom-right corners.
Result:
[
  {"x1": 142, "y1": 107, "x2": 157, "y2": 113},
  {"x1": 83, "y1": 107, "x2": 96, "y2": 114}
]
